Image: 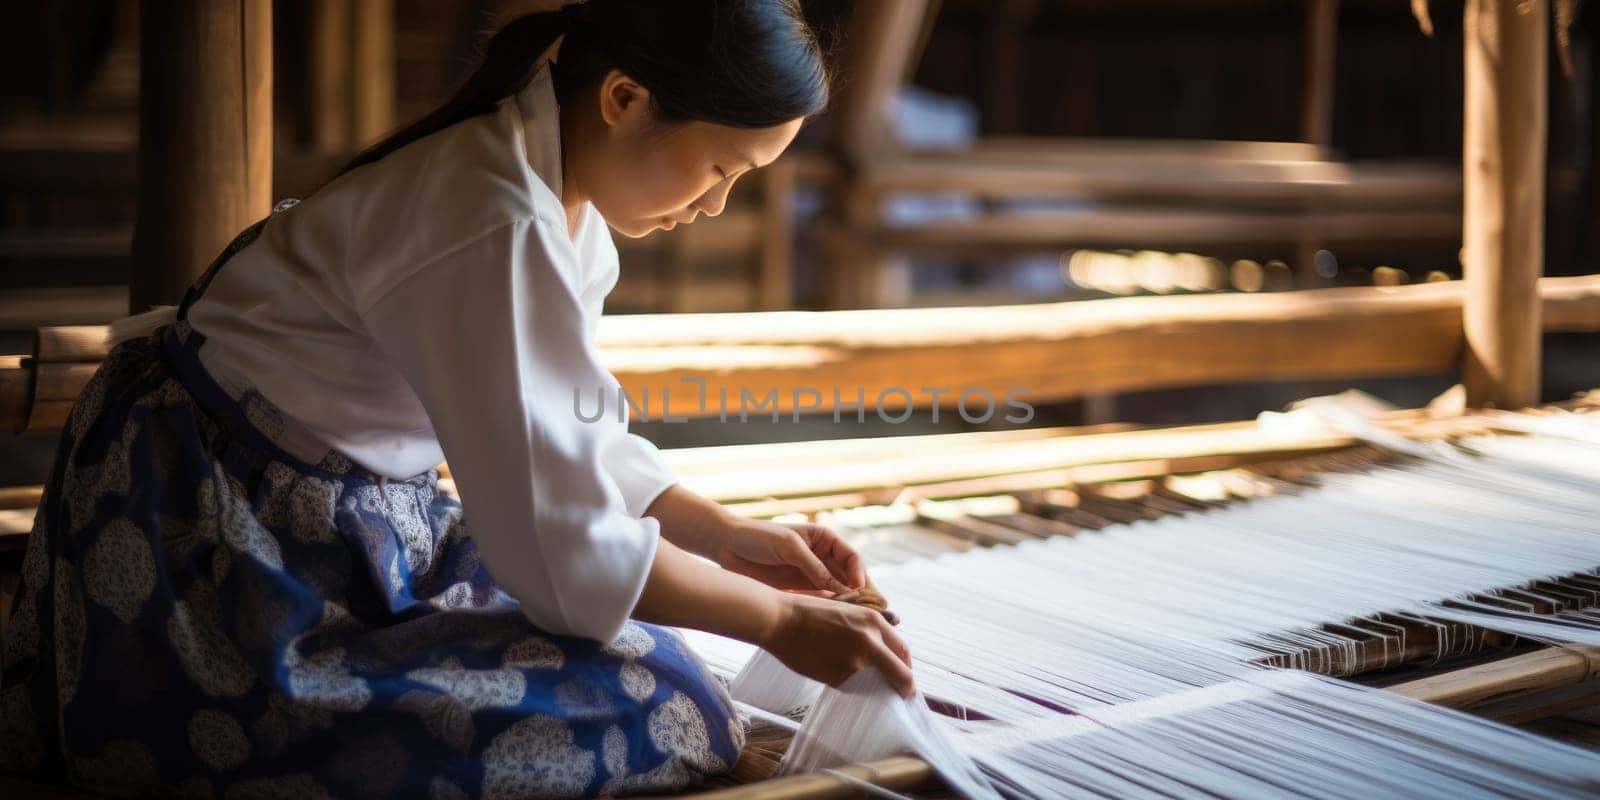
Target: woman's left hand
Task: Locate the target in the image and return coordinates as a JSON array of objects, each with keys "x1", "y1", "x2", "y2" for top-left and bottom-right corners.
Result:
[{"x1": 713, "y1": 517, "x2": 866, "y2": 597}]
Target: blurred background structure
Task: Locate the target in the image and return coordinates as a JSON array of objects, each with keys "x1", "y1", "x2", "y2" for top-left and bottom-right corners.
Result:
[{"x1": 0, "y1": 0, "x2": 1598, "y2": 480}]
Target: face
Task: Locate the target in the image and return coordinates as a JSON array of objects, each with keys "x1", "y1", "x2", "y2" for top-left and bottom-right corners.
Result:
[{"x1": 567, "y1": 70, "x2": 804, "y2": 239}]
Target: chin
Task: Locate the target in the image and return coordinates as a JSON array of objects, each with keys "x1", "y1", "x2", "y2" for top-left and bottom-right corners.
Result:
[{"x1": 611, "y1": 220, "x2": 662, "y2": 239}]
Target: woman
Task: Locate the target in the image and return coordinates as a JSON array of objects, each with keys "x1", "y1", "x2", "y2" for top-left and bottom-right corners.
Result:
[{"x1": 0, "y1": 2, "x2": 914, "y2": 797}]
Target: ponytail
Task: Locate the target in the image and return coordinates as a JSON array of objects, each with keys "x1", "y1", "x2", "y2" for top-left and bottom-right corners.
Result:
[{"x1": 335, "y1": 9, "x2": 572, "y2": 178}]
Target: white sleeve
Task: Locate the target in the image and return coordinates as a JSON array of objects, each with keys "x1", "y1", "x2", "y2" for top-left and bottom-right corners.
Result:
[
  {"x1": 357, "y1": 217, "x2": 658, "y2": 643},
  {"x1": 579, "y1": 245, "x2": 680, "y2": 520}
]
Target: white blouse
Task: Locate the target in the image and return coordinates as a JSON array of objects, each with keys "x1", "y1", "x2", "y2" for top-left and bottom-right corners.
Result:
[{"x1": 185, "y1": 64, "x2": 676, "y2": 643}]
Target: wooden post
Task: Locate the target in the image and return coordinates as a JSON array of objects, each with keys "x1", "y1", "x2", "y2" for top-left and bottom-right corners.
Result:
[
  {"x1": 131, "y1": 0, "x2": 273, "y2": 313},
  {"x1": 827, "y1": 0, "x2": 932, "y2": 167},
  {"x1": 309, "y1": 0, "x2": 353, "y2": 152},
  {"x1": 1301, "y1": 0, "x2": 1338, "y2": 148},
  {"x1": 1461, "y1": 0, "x2": 1547, "y2": 409},
  {"x1": 350, "y1": 0, "x2": 397, "y2": 147},
  {"x1": 758, "y1": 159, "x2": 796, "y2": 310},
  {"x1": 1295, "y1": 0, "x2": 1338, "y2": 289},
  {"x1": 824, "y1": 0, "x2": 933, "y2": 308}
]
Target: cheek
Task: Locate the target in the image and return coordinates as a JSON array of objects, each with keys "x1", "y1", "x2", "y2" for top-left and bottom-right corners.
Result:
[{"x1": 594, "y1": 144, "x2": 710, "y2": 220}]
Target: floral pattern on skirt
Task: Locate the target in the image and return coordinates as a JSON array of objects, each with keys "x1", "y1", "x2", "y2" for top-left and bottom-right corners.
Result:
[{"x1": 0, "y1": 322, "x2": 744, "y2": 798}]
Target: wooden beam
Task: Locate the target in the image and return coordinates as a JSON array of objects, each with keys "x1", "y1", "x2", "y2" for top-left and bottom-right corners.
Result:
[
  {"x1": 131, "y1": 0, "x2": 273, "y2": 314},
  {"x1": 1461, "y1": 0, "x2": 1547, "y2": 408},
  {"x1": 871, "y1": 208, "x2": 1462, "y2": 253},
  {"x1": 1389, "y1": 644, "x2": 1600, "y2": 710},
  {"x1": 8, "y1": 276, "x2": 1600, "y2": 433},
  {"x1": 0, "y1": 486, "x2": 42, "y2": 511},
  {"x1": 600, "y1": 276, "x2": 1600, "y2": 419},
  {"x1": 863, "y1": 153, "x2": 1460, "y2": 206}
]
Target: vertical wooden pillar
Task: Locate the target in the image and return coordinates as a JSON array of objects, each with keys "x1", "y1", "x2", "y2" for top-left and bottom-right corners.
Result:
[
  {"x1": 310, "y1": 0, "x2": 396, "y2": 151},
  {"x1": 132, "y1": 0, "x2": 273, "y2": 313},
  {"x1": 350, "y1": 0, "x2": 397, "y2": 146},
  {"x1": 1301, "y1": 0, "x2": 1338, "y2": 148},
  {"x1": 1461, "y1": 0, "x2": 1547, "y2": 408},
  {"x1": 828, "y1": 0, "x2": 932, "y2": 168},
  {"x1": 758, "y1": 159, "x2": 796, "y2": 311},
  {"x1": 1295, "y1": 0, "x2": 1338, "y2": 289},
  {"x1": 309, "y1": 0, "x2": 353, "y2": 152},
  {"x1": 825, "y1": 0, "x2": 933, "y2": 308}
]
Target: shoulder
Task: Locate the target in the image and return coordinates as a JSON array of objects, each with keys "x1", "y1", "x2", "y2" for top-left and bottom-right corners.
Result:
[{"x1": 320, "y1": 101, "x2": 571, "y2": 304}]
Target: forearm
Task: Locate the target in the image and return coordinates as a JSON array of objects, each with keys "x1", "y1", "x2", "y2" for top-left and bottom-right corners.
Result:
[
  {"x1": 632, "y1": 535, "x2": 786, "y2": 646},
  {"x1": 641, "y1": 483, "x2": 735, "y2": 559}
]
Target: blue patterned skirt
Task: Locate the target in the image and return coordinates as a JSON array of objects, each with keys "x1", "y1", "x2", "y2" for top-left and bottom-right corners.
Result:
[{"x1": 0, "y1": 322, "x2": 744, "y2": 798}]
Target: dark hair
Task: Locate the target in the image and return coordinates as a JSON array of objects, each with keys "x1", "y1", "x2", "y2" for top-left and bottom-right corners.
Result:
[{"x1": 338, "y1": 0, "x2": 828, "y2": 177}]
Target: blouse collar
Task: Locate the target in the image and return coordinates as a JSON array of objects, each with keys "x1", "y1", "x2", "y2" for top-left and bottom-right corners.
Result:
[{"x1": 514, "y1": 63, "x2": 566, "y2": 202}]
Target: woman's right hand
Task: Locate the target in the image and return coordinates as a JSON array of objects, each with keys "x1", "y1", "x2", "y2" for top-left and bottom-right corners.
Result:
[{"x1": 758, "y1": 593, "x2": 916, "y2": 699}]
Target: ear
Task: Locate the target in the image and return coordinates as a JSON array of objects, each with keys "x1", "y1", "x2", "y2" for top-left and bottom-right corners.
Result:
[{"x1": 597, "y1": 69, "x2": 651, "y2": 128}]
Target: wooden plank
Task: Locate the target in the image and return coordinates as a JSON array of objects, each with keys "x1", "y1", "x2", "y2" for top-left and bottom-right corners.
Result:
[
  {"x1": 131, "y1": 0, "x2": 273, "y2": 313},
  {"x1": 667, "y1": 422, "x2": 1356, "y2": 504},
  {"x1": 1, "y1": 509, "x2": 35, "y2": 538},
  {"x1": 0, "y1": 486, "x2": 43, "y2": 511},
  {"x1": 1461, "y1": 0, "x2": 1547, "y2": 408},
  {"x1": 36, "y1": 326, "x2": 110, "y2": 363}
]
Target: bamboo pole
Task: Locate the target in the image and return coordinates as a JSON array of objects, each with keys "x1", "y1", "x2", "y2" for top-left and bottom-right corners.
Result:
[
  {"x1": 1461, "y1": 0, "x2": 1547, "y2": 408},
  {"x1": 131, "y1": 0, "x2": 273, "y2": 313}
]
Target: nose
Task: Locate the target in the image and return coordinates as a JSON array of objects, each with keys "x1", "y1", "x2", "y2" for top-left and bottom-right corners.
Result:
[{"x1": 697, "y1": 183, "x2": 732, "y2": 219}]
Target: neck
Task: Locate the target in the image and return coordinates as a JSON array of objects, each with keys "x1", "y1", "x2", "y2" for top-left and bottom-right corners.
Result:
[{"x1": 557, "y1": 103, "x2": 589, "y2": 213}]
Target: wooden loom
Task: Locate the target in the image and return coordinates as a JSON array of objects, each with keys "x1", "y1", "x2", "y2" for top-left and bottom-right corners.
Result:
[{"x1": 653, "y1": 398, "x2": 1600, "y2": 798}]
